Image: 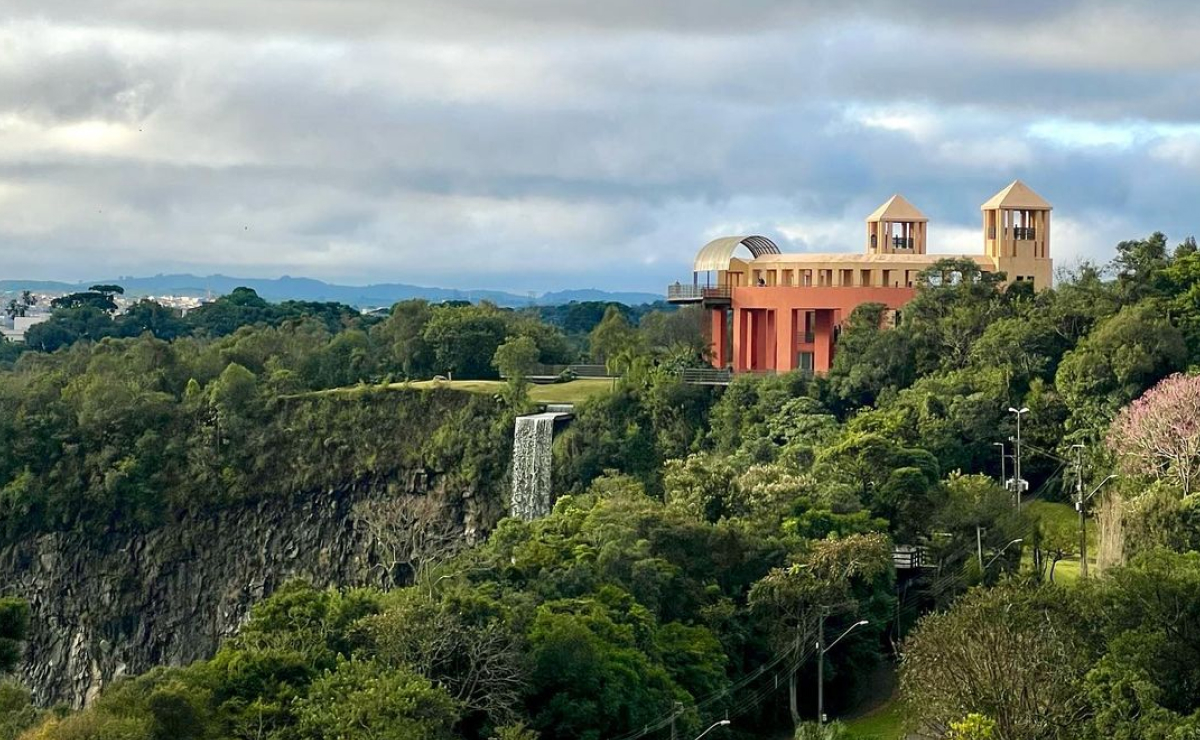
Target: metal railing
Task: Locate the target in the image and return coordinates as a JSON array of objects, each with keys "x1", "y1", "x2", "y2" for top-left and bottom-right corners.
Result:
[
  {"x1": 987, "y1": 227, "x2": 1037, "y2": 240},
  {"x1": 666, "y1": 284, "x2": 704, "y2": 301},
  {"x1": 892, "y1": 236, "x2": 914, "y2": 249},
  {"x1": 681, "y1": 368, "x2": 734, "y2": 384},
  {"x1": 679, "y1": 367, "x2": 779, "y2": 384},
  {"x1": 503, "y1": 363, "x2": 613, "y2": 379},
  {"x1": 666, "y1": 285, "x2": 733, "y2": 301},
  {"x1": 892, "y1": 546, "x2": 930, "y2": 570}
]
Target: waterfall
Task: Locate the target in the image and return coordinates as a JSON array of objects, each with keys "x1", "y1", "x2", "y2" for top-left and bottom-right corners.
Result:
[{"x1": 511, "y1": 413, "x2": 559, "y2": 521}]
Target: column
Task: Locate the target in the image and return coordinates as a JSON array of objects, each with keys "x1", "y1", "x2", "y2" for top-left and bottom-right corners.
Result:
[
  {"x1": 752, "y1": 310, "x2": 769, "y2": 370},
  {"x1": 775, "y1": 309, "x2": 797, "y2": 372},
  {"x1": 1043, "y1": 210, "x2": 1050, "y2": 259},
  {"x1": 765, "y1": 310, "x2": 777, "y2": 372},
  {"x1": 733, "y1": 308, "x2": 748, "y2": 372},
  {"x1": 813, "y1": 309, "x2": 835, "y2": 374},
  {"x1": 745, "y1": 309, "x2": 757, "y2": 371},
  {"x1": 710, "y1": 309, "x2": 728, "y2": 369}
]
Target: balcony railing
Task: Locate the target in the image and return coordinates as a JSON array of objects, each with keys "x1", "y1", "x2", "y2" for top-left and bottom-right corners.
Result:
[
  {"x1": 987, "y1": 227, "x2": 1037, "y2": 240},
  {"x1": 667, "y1": 284, "x2": 704, "y2": 301},
  {"x1": 892, "y1": 236, "x2": 914, "y2": 249},
  {"x1": 679, "y1": 367, "x2": 777, "y2": 385},
  {"x1": 666, "y1": 285, "x2": 733, "y2": 302}
]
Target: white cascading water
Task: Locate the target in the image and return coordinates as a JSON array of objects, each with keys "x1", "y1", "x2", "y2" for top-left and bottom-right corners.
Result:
[{"x1": 510, "y1": 413, "x2": 558, "y2": 521}]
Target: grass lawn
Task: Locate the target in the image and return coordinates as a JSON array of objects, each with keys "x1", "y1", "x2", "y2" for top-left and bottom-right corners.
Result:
[
  {"x1": 844, "y1": 697, "x2": 908, "y2": 739},
  {"x1": 400, "y1": 377, "x2": 614, "y2": 405},
  {"x1": 1023, "y1": 500, "x2": 1097, "y2": 585}
]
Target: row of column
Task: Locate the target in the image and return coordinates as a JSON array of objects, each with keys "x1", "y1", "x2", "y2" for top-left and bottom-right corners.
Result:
[
  {"x1": 987, "y1": 208, "x2": 1050, "y2": 259},
  {"x1": 709, "y1": 308, "x2": 837, "y2": 374}
]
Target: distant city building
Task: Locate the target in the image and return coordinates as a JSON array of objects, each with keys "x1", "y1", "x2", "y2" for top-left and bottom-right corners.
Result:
[
  {"x1": 0, "y1": 314, "x2": 50, "y2": 343},
  {"x1": 668, "y1": 180, "x2": 1053, "y2": 375}
]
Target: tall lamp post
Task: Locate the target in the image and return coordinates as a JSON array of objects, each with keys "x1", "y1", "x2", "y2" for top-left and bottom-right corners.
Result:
[
  {"x1": 817, "y1": 619, "x2": 869, "y2": 725},
  {"x1": 692, "y1": 720, "x2": 730, "y2": 740},
  {"x1": 1076, "y1": 472, "x2": 1117, "y2": 578},
  {"x1": 993, "y1": 441, "x2": 1007, "y2": 488},
  {"x1": 1008, "y1": 407, "x2": 1030, "y2": 510},
  {"x1": 984, "y1": 538, "x2": 1024, "y2": 571}
]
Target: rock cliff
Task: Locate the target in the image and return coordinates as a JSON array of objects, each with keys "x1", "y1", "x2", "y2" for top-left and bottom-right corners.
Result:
[{"x1": 0, "y1": 471, "x2": 500, "y2": 707}]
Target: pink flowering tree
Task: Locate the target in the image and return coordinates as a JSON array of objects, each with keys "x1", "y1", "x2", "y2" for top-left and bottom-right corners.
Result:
[{"x1": 1107, "y1": 373, "x2": 1200, "y2": 496}]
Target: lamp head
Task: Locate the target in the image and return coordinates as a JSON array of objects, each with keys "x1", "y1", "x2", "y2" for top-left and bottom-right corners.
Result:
[{"x1": 857, "y1": 620, "x2": 869, "y2": 626}]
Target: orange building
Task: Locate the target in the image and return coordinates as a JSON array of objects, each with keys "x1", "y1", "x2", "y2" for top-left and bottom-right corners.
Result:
[{"x1": 667, "y1": 181, "x2": 1053, "y2": 374}]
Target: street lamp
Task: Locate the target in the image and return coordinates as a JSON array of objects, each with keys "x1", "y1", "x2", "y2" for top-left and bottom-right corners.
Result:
[
  {"x1": 993, "y1": 441, "x2": 1008, "y2": 488},
  {"x1": 1008, "y1": 407, "x2": 1030, "y2": 510},
  {"x1": 693, "y1": 720, "x2": 731, "y2": 740},
  {"x1": 984, "y1": 538, "x2": 1023, "y2": 570},
  {"x1": 1076, "y1": 473, "x2": 1117, "y2": 578},
  {"x1": 817, "y1": 620, "x2": 869, "y2": 725}
]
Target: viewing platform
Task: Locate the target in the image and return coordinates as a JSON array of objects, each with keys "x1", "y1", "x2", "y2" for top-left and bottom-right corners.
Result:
[{"x1": 666, "y1": 285, "x2": 731, "y2": 306}]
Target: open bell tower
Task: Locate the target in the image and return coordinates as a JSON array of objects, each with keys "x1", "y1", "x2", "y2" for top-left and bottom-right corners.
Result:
[
  {"x1": 866, "y1": 194, "x2": 928, "y2": 255},
  {"x1": 982, "y1": 180, "x2": 1053, "y2": 288}
]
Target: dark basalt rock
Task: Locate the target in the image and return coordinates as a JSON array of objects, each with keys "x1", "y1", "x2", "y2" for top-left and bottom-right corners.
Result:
[{"x1": 0, "y1": 473, "x2": 497, "y2": 707}]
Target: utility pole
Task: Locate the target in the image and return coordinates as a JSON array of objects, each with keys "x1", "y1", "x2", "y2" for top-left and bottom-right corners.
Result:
[
  {"x1": 1074, "y1": 472, "x2": 1117, "y2": 579},
  {"x1": 993, "y1": 441, "x2": 1006, "y2": 488},
  {"x1": 976, "y1": 525, "x2": 984, "y2": 570},
  {"x1": 816, "y1": 614, "x2": 869, "y2": 726},
  {"x1": 670, "y1": 701, "x2": 683, "y2": 740},
  {"x1": 1072, "y1": 444, "x2": 1086, "y2": 578},
  {"x1": 1008, "y1": 407, "x2": 1029, "y2": 510},
  {"x1": 817, "y1": 610, "x2": 826, "y2": 726}
]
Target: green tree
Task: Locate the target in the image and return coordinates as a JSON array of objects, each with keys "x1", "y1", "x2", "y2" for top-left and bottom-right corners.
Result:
[
  {"x1": 588, "y1": 306, "x2": 642, "y2": 365},
  {"x1": 374, "y1": 300, "x2": 435, "y2": 378},
  {"x1": 116, "y1": 300, "x2": 191, "y2": 341},
  {"x1": 904, "y1": 258, "x2": 1009, "y2": 374},
  {"x1": 0, "y1": 599, "x2": 29, "y2": 674},
  {"x1": 293, "y1": 659, "x2": 459, "y2": 740},
  {"x1": 900, "y1": 584, "x2": 1092, "y2": 740},
  {"x1": 526, "y1": 596, "x2": 683, "y2": 740},
  {"x1": 826, "y1": 302, "x2": 915, "y2": 410},
  {"x1": 493, "y1": 335, "x2": 540, "y2": 385},
  {"x1": 1056, "y1": 303, "x2": 1186, "y2": 442},
  {"x1": 423, "y1": 304, "x2": 509, "y2": 379}
]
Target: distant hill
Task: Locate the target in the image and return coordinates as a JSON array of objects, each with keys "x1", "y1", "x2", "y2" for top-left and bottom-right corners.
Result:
[{"x1": 0, "y1": 274, "x2": 664, "y2": 308}]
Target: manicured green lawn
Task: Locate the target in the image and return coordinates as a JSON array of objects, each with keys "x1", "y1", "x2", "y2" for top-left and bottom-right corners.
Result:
[
  {"x1": 401, "y1": 377, "x2": 613, "y2": 405},
  {"x1": 1023, "y1": 500, "x2": 1097, "y2": 585},
  {"x1": 844, "y1": 697, "x2": 908, "y2": 739}
]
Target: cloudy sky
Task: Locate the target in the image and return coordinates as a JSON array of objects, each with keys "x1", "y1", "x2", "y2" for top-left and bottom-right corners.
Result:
[{"x1": 3, "y1": 1, "x2": 1200, "y2": 292}]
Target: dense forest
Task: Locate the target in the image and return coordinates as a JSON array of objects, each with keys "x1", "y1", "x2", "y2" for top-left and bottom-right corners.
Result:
[{"x1": 3, "y1": 232, "x2": 1200, "y2": 740}]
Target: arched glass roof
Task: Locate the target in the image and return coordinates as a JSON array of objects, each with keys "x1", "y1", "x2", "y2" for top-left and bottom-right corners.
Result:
[{"x1": 693, "y1": 235, "x2": 781, "y2": 272}]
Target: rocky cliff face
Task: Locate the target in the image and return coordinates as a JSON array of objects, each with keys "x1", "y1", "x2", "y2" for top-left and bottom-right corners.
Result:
[{"x1": 0, "y1": 471, "x2": 500, "y2": 708}]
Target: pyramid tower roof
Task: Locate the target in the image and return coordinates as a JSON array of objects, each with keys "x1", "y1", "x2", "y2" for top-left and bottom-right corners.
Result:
[
  {"x1": 866, "y1": 194, "x2": 928, "y2": 223},
  {"x1": 981, "y1": 180, "x2": 1052, "y2": 210}
]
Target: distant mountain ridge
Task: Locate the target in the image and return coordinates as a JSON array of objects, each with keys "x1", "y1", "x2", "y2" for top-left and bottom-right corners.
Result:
[{"x1": 0, "y1": 274, "x2": 664, "y2": 308}]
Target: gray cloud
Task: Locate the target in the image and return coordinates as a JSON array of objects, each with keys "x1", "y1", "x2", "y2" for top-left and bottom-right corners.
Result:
[{"x1": 0, "y1": 2, "x2": 1198, "y2": 291}]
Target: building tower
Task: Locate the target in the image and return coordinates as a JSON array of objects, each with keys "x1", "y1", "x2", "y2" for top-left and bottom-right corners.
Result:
[
  {"x1": 866, "y1": 194, "x2": 928, "y2": 255},
  {"x1": 981, "y1": 180, "x2": 1053, "y2": 288}
]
